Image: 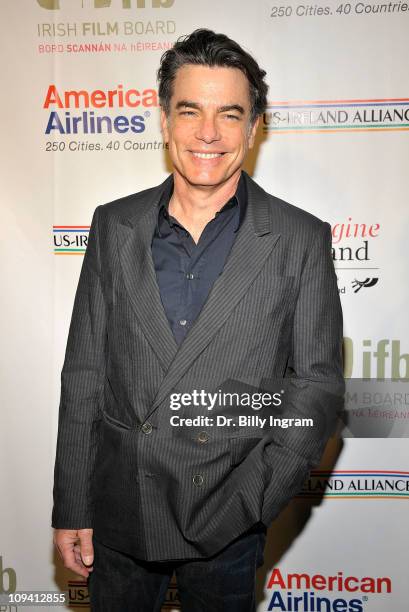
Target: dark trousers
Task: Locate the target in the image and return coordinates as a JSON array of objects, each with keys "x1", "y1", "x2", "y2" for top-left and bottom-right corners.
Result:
[{"x1": 88, "y1": 524, "x2": 266, "y2": 611}]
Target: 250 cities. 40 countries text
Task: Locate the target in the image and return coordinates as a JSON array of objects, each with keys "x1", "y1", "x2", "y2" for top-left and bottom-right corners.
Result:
[
  {"x1": 270, "y1": 3, "x2": 409, "y2": 17},
  {"x1": 44, "y1": 140, "x2": 165, "y2": 152}
]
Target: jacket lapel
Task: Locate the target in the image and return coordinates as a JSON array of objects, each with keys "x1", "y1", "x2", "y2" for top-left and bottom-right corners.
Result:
[
  {"x1": 145, "y1": 172, "x2": 281, "y2": 417},
  {"x1": 117, "y1": 176, "x2": 179, "y2": 373}
]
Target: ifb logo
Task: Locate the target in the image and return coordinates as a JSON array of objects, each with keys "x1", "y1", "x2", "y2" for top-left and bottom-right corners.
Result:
[
  {"x1": 0, "y1": 556, "x2": 17, "y2": 595},
  {"x1": 37, "y1": 0, "x2": 174, "y2": 8}
]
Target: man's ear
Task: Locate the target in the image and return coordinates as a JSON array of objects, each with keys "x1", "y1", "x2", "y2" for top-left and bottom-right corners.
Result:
[
  {"x1": 160, "y1": 107, "x2": 170, "y2": 144},
  {"x1": 248, "y1": 116, "x2": 260, "y2": 149}
]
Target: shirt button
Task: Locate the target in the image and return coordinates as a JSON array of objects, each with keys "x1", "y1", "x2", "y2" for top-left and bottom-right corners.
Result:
[
  {"x1": 186, "y1": 273, "x2": 194, "y2": 280},
  {"x1": 179, "y1": 319, "x2": 187, "y2": 326},
  {"x1": 197, "y1": 431, "x2": 209, "y2": 443},
  {"x1": 141, "y1": 422, "x2": 153, "y2": 435},
  {"x1": 192, "y1": 474, "x2": 204, "y2": 487}
]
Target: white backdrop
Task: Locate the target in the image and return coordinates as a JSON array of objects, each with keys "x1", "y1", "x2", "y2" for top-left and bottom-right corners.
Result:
[{"x1": 1, "y1": 1, "x2": 408, "y2": 610}]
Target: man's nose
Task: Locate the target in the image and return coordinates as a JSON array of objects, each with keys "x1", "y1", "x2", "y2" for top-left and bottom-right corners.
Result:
[{"x1": 195, "y1": 115, "x2": 221, "y2": 143}]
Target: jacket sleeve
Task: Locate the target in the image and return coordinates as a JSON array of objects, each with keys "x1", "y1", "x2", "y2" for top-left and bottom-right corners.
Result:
[
  {"x1": 51, "y1": 205, "x2": 107, "y2": 529},
  {"x1": 261, "y1": 220, "x2": 345, "y2": 527}
]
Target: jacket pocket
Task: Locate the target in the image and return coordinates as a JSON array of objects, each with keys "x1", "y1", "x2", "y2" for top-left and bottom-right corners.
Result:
[{"x1": 101, "y1": 410, "x2": 134, "y2": 431}]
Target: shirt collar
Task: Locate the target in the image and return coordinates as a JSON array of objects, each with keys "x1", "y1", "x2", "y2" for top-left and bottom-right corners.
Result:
[{"x1": 155, "y1": 171, "x2": 247, "y2": 237}]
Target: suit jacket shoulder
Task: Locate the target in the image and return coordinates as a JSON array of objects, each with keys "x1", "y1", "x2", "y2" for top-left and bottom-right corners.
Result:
[
  {"x1": 245, "y1": 172, "x2": 326, "y2": 228},
  {"x1": 97, "y1": 176, "x2": 172, "y2": 225},
  {"x1": 243, "y1": 171, "x2": 330, "y2": 261}
]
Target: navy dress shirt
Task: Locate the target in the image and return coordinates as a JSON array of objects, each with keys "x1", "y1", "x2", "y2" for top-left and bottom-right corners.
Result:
[{"x1": 151, "y1": 173, "x2": 247, "y2": 345}]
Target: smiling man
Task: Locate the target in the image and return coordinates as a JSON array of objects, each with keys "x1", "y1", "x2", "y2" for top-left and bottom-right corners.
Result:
[
  {"x1": 52, "y1": 29, "x2": 344, "y2": 611},
  {"x1": 159, "y1": 62, "x2": 258, "y2": 248}
]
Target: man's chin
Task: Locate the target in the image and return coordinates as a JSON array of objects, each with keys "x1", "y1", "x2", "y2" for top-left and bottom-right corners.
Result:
[{"x1": 176, "y1": 170, "x2": 238, "y2": 189}]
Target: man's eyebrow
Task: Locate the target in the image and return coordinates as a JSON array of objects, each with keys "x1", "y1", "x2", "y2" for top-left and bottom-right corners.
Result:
[
  {"x1": 175, "y1": 100, "x2": 245, "y2": 114},
  {"x1": 218, "y1": 104, "x2": 245, "y2": 115},
  {"x1": 175, "y1": 100, "x2": 201, "y2": 110}
]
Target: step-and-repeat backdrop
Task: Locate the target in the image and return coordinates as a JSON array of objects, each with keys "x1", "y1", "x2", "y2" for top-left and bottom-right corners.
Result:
[{"x1": 1, "y1": 1, "x2": 408, "y2": 610}]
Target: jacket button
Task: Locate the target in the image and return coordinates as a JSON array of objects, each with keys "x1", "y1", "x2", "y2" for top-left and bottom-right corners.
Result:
[
  {"x1": 197, "y1": 431, "x2": 209, "y2": 443},
  {"x1": 141, "y1": 422, "x2": 153, "y2": 434},
  {"x1": 192, "y1": 474, "x2": 204, "y2": 487}
]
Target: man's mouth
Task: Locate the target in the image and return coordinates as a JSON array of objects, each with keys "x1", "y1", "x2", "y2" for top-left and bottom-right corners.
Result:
[{"x1": 191, "y1": 152, "x2": 225, "y2": 159}]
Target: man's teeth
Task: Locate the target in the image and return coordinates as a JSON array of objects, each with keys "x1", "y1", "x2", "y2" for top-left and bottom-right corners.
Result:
[{"x1": 192, "y1": 152, "x2": 223, "y2": 159}]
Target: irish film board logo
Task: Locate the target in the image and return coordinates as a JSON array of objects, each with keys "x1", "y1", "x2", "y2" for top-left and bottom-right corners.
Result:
[
  {"x1": 37, "y1": 0, "x2": 174, "y2": 9},
  {"x1": 0, "y1": 555, "x2": 17, "y2": 596}
]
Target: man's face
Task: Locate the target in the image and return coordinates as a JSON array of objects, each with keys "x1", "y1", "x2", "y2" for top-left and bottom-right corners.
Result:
[{"x1": 160, "y1": 64, "x2": 259, "y2": 188}]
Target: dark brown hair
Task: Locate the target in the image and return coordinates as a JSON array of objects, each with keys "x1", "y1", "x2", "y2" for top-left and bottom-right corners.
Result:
[{"x1": 157, "y1": 28, "x2": 268, "y2": 124}]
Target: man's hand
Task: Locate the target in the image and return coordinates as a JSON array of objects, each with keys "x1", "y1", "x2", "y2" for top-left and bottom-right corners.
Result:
[{"x1": 53, "y1": 529, "x2": 94, "y2": 578}]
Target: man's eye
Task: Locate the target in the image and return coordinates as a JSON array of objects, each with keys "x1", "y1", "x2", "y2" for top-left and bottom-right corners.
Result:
[
  {"x1": 180, "y1": 111, "x2": 196, "y2": 116},
  {"x1": 225, "y1": 114, "x2": 240, "y2": 120}
]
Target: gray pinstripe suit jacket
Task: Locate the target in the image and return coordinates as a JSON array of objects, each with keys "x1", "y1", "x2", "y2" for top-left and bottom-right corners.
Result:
[{"x1": 52, "y1": 171, "x2": 344, "y2": 562}]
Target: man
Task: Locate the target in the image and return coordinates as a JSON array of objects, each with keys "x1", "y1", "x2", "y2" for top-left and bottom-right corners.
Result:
[{"x1": 52, "y1": 29, "x2": 344, "y2": 611}]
